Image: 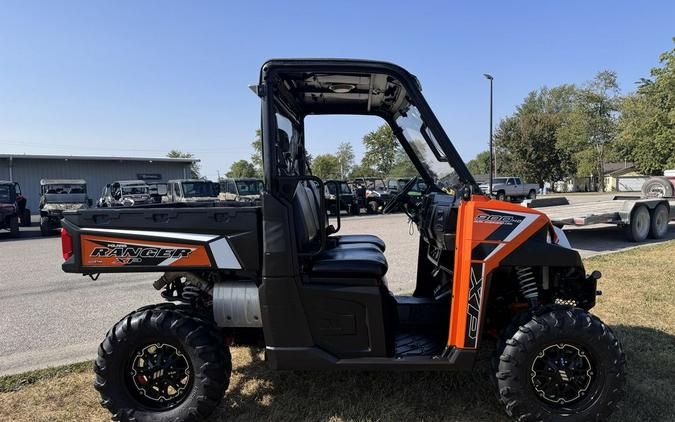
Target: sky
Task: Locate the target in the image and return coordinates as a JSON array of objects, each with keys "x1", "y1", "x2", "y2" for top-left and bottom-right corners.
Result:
[{"x1": 1, "y1": 1, "x2": 674, "y2": 181}]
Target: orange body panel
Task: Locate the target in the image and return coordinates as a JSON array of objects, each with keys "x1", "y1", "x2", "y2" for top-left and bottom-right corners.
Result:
[
  {"x1": 81, "y1": 234, "x2": 212, "y2": 268},
  {"x1": 448, "y1": 195, "x2": 549, "y2": 349}
]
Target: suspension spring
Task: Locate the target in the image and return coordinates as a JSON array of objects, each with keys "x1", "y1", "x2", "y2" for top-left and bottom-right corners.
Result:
[{"x1": 515, "y1": 266, "x2": 539, "y2": 306}]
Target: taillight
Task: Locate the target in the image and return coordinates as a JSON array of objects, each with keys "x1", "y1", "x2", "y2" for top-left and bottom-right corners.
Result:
[{"x1": 61, "y1": 228, "x2": 73, "y2": 260}]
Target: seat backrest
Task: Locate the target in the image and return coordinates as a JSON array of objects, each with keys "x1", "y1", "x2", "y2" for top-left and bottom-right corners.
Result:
[{"x1": 293, "y1": 182, "x2": 320, "y2": 250}]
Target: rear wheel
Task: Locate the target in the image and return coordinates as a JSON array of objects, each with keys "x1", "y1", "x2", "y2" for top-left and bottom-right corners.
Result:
[
  {"x1": 40, "y1": 217, "x2": 51, "y2": 236},
  {"x1": 495, "y1": 307, "x2": 625, "y2": 422},
  {"x1": 648, "y1": 204, "x2": 669, "y2": 239},
  {"x1": 21, "y1": 209, "x2": 31, "y2": 226},
  {"x1": 94, "y1": 306, "x2": 230, "y2": 422},
  {"x1": 9, "y1": 216, "x2": 19, "y2": 237},
  {"x1": 625, "y1": 205, "x2": 650, "y2": 242},
  {"x1": 527, "y1": 190, "x2": 537, "y2": 200}
]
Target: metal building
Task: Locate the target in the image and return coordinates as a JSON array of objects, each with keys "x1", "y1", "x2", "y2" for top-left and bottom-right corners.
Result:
[{"x1": 0, "y1": 154, "x2": 197, "y2": 212}]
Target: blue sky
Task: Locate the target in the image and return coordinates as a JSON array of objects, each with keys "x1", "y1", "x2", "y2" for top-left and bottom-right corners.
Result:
[{"x1": 1, "y1": 1, "x2": 673, "y2": 180}]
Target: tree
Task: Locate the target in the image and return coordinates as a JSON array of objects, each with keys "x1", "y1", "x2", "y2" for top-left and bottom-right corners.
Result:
[
  {"x1": 617, "y1": 42, "x2": 675, "y2": 174},
  {"x1": 389, "y1": 148, "x2": 418, "y2": 177},
  {"x1": 361, "y1": 124, "x2": 400, "y2": 176},
  {"x1": 556, "y1": 71, "x2": 620, "y2": 190},
  {"x1": 312, "y1": 154, "x2": 339, "y2": 179},
  {"x1": 349, "y1": 161, "x2": 376, "y2": 178},
  {"x1": 466, "y1": 150, "x2": 491, "y2": 175},
  {"x1": 226, "y1": 160, "x2": 257, "y2": 178},
  {"x1": 250, "y1": 129, "x2": 263, "y2": 176},
  {"x1": 335, "y1": 142, "x2": 355, "y2": 179},
  {"x1": 167, "y1": 150, "x2": 200, "y2": 178}
]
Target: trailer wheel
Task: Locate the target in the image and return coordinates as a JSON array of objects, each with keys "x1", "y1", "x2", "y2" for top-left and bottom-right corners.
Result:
[
  {"x1": 649, "y1": 204, "x2": 669, "y2": 239},
  {"x1": 94, "y1": 306, "x2": 230, "y2": 422},
  {"x1": 625, "y1": 205, "x2": 650, "y2": 242},
  {"x1": 495, "y1": 307, "x2": 625, "y2": 422},
  {"x1": 9, "y1": 216, "x2": 19, "y2": 237}
]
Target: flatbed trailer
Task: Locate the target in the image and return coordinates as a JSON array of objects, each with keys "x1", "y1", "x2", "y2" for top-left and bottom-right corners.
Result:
[{"x1": 526, "y1": 195, "x2": 675, "y2": 242}]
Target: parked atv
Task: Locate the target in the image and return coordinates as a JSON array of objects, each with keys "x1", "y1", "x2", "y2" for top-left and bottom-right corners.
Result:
[
  {"x1": 60, "y1": 59, "x2": 625, "y2": 422},
  {"x1": 0, "y1": 181, "x2": 30, "y2": 237},
  {"x1": 39, "y1": 179, "x2": 91, "y2": 236}
]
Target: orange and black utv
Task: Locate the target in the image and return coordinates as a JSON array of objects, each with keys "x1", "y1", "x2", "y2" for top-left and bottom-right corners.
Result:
[{"x1": 60, "y1": 59, "x2": 625, "y2": 422}]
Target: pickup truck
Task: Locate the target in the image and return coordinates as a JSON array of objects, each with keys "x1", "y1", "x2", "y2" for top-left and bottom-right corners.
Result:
[{"x1": 479, "y1": 177, "x2": 538, "y2": 201}]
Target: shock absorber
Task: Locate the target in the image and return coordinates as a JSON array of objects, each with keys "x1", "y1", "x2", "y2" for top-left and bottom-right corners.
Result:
[{"x1": 515, "y1": 266, "x2": 540, "y2": 307}]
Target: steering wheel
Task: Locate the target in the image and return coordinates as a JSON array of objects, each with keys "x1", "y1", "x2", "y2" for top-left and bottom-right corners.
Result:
[{"x1": 383, "y1": 177, "x2": 419, "y2": 214}]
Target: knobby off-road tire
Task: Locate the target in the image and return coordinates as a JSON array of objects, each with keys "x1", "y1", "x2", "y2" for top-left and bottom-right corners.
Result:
[
  {"x1": 94, "y1": 305, "x2": 231, "y2": 422},
  {"x1": 495, "y1": 306, "x2": 625, "y2": 422},
  {"x1": 9, "y1": 216, "x2": 19, "y2": 237}
]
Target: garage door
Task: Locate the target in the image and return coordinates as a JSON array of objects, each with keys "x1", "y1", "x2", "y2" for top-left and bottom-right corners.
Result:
[{"x1": 617, "y1": 176, "x2": 649, "y2": 192}]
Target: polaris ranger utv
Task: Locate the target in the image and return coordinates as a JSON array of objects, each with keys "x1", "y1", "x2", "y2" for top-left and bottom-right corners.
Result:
[
  {"x1": 0, "y1": 180, "x2": 30, "y2": 236},
  {"x1": 60, "y1": 59, "x2": 625, "y2": 422},
  {"x1": 39, "y1": 179, "x2": 90, "y2": 235}
]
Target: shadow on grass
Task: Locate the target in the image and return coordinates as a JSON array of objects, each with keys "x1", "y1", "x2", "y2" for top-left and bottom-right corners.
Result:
[{"x1": 209, "y1": 325, "x2": 674, "y2": 422}]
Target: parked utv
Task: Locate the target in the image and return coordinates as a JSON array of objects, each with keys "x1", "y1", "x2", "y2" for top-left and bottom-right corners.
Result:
[
  {"x1": 162, "y1": 179, "x2": 220, "y2": 203},
  {"x1": 218, "y1": 177, "x2": 263, "y2": 202},
  {"x1": 325, "y1": 179, "x2": 359, "y2": 215},
  {"x1": 387, "y1": 177, "x2": 427, "y2": 208},
  {"x1": 0, "y1": 181, "x2": 30, "y2": 236},
  {"x1": 97, "y1": 180, "x2": 152, "y2": 207},
  {"x1": 351, "y1": 176, "x2": 391, "y2": 213},
  {"x1": 60, "y1": 59, "x2": 625, "y2": 422},
  {"x1": 39, "y1": 179, "x2": 90, "y2": 235}
]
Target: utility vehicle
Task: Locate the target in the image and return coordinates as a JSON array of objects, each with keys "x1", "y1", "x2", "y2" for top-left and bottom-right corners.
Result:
[
  {"x1": 60, "y1": 59, "x2": 625, "y2": 422},
  {"x1": 325, "y1": 179, "x2": 360, "y2": 215},
  {"x1": 388, "y1": 176, "x2": 427, "y2": 207},
  {"x1": 351, "y1": 176, "x2": 391, "y2": 213},
  {"x1": 0, "y1": 180, "x2": 30, "y2": 236},
  {"x1": 39, "y1": 179, "x2": 90, "y2": 235},
  {"x1": 162, "y1": 179, "x2": 220, "y2": 203},
  {"x1": 97, "y1": 180, "x2": 153, "y2": 207},
  {"x1": 218, "y1": 177, "x2": 263, "y2": 202}
]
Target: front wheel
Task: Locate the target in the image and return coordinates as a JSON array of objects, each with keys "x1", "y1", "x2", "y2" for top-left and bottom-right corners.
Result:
[
  {"x1": 496, "y1": 191, "x2": 507, "y2": 201},
  {"x1": 495, "y1": 307, "x2": 625, "y2": 422},
  {"x1": 94, "y1": 306, "x2": 231, "y2": 422}
]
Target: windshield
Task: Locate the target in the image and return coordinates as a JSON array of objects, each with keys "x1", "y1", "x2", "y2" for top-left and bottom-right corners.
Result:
[
  {"x1": 182, "y1": 182, "x2": 218, "y2": 198},
  {"x1": 236, "y1": 180, "x2": 263, "y2": 195},
  {"x1": 395, "y1": 105, "x2": 459, "y2": 187},
  {"x1": 327, "y1": 183, "x2": 352, "y2": 195},
  {"x1": 122, "y1": 186, "x2": 148, "y2": 195},
  {"x1": 0, "y1": 186, "x2": 10, "y2": 203},
  {"x1": 44, "y1": 184, "x2": 87, "y2": 194}
]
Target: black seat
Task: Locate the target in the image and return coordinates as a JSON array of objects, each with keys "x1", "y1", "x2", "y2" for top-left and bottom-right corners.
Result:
[
  {"x1": 303, "y1": 183, "x2": 385, "y2": 251},
  {"x1": 293, "y1": 183, "x2": 388, "y2": 280},
  {"x1": 311, "y1": 243, "x2": 388, "y2": 279}
]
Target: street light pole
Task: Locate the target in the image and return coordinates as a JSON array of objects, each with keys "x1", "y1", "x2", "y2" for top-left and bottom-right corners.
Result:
[{"x1": 483, "y1": 73, "x2": 494, "y2": 196}]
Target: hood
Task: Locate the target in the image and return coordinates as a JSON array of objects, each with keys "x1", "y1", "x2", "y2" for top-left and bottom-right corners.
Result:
[
  {"x1": 41, "y1": 193, "x2": 88, "y2": 204},
  {"x1": 42, "y1": 203, "x2": 88, "y2": 211}
]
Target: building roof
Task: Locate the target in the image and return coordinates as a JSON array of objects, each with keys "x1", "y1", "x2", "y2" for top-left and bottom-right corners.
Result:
[
  {"x1": 0, "y1": 153, "x2": 198, "y2": 163},
  {"x1": 603, "y1": 162, "x2": 634, "y2": 175}
]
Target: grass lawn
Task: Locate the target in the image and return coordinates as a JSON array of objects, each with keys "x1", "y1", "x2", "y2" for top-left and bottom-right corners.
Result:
[{"x1": 1, "y1": 241, "x2": 673, "y2": 422}]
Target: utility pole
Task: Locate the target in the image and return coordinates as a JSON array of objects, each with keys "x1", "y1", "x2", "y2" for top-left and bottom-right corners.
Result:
[{"x1": 484, "y1": 73, "x2": 494, "y2": 195}]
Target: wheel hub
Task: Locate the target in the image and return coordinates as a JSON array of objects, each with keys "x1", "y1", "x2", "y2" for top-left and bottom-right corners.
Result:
[
  {"x1": 128, "y1": 343, "x2": 191, "y2": 407},
  {"x1": 530, "y1": 343, "x2": 593, "y2": 405}
]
